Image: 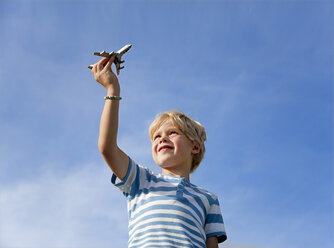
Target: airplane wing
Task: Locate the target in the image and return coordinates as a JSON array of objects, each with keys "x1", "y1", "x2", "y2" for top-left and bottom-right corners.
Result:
[{"x1": 93, "y1": 51, "x2": 115, "y2": 58}]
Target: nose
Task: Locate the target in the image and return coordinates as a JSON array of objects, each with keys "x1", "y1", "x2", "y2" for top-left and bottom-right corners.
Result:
[{"x1": 159, "y1": 134, "x2": 168, "y2": 143}]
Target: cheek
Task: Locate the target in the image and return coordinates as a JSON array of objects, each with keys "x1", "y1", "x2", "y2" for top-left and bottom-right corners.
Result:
[
  {"x1": 151, "y1": 142, "x2": 157, "y2": 154},
  {"x1": 151, "y1": 144, "x2": 159, "y2": 163},
  {"x1": 177, "y1": 139, "x2": 193, "y2": 154}
]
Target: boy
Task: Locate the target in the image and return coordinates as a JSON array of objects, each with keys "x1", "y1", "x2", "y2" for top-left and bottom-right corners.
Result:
[{"x1": 91, "y1": 56, "x2": 227, "y2": 248}]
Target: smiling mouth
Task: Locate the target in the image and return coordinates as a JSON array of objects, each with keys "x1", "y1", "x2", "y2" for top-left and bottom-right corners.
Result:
[{"x1": 158, "y1": 146, "x2": 173, "y2": 152}]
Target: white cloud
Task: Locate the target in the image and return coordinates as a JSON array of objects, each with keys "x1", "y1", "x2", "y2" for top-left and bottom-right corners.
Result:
[{"x1": 0, "y1": 161, "x2": 128, "y2": 248}]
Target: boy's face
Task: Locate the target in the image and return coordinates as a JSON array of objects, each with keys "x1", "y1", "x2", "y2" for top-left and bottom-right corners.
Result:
[{"x1": 151, "y1": 119, "x2": 199, "y2": 174}]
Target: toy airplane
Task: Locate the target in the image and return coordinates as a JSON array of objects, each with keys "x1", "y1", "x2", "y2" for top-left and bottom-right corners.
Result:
[{"x1": 88, "y1": 44, "x2": 132, "y2": 75}]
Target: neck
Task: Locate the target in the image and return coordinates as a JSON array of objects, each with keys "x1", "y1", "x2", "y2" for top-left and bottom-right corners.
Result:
[{"x1": 162, "y1": 168, "x2": 190, "y2": 181}]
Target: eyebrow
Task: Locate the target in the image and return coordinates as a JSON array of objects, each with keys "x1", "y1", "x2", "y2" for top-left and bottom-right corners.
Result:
[{"x1": 153, "y1": 127, "x2": 179, "y2": 137}]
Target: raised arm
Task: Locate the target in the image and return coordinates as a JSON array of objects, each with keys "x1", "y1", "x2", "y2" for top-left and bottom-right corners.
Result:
[{"x1": 91, "y1": 56, "x2": 129, "y2": 180}]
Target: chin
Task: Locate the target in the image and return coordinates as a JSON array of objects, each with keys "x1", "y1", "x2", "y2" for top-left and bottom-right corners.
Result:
[
  {"x1": 156, "y1": 161, "x2": 170, "y2": 169},
  {"x1": 155, "y1": 159, "x2": 174, "y2": 169}
]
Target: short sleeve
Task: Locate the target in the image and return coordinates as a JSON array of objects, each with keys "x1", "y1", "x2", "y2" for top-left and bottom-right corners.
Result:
[
  {"x1": 111, "y1": 158, "x2": 138, "y2": 196},
  {"x1": 205, "y1": 196, "x2": 227, "y2": 243}
]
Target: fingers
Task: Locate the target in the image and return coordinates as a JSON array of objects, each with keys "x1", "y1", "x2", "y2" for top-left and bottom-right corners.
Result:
[
  {"x1": 104, "y1": 56, "x2": 115, "y2": 70},
  {"x1": 97, "y1": 57, "x2": 110, "y2": 71},
  {"x1": 91, "y1": 56, "x2": 115, "y2": 75},
  {"x1": 91, "y1": 63, "x2": 96, "y2": 75}
]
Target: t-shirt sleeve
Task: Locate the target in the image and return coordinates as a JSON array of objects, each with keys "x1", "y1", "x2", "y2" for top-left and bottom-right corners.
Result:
[
  {"x1": 205, "y1": 196, "x2": 227, "y2": 243},
  {"x1": 111, "y1": 157, "x2": 142, "y2": 198}
]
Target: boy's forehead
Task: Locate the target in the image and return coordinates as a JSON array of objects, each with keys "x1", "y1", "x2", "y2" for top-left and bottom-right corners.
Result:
[{"x1": 155, "y1": 119, "x2": 178, "y2": 132}]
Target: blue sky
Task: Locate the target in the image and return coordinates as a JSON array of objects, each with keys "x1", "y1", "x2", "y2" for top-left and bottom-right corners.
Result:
[{"x1": 1, "y1": 1, "x2": 333, "y2": 248}]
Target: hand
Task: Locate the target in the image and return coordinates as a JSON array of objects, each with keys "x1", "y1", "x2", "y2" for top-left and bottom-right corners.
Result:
[{"x1": 91, "y1": 56, "x2": 120, "y2": 95}]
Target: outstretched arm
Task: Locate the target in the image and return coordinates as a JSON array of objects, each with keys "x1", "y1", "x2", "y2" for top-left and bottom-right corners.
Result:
[{"x1": 91, "y1": 56, "x2": 129, "y2": 180}]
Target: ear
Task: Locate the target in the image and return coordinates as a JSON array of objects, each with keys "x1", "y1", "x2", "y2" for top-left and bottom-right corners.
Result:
[{"x1": 191, "y1": 142, "x2": 201, "y2": 155}]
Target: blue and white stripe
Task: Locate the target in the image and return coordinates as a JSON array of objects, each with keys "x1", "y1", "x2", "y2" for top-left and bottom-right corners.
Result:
[{"x1": 112, "y1": 158, "x2": 227, "y2": 247}]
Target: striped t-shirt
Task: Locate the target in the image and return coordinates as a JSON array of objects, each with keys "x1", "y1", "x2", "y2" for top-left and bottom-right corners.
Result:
[{"x1": 111, "y1": 158, "x2": 227, "y2": 248}]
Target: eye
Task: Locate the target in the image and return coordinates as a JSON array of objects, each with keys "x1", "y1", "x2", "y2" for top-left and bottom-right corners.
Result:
[
  {"x1": 153, "y1": 134, "x2": 161, "y2": 140},
  {"x1": 169, "y1": 130, "x2": 178, "y2": 135}
]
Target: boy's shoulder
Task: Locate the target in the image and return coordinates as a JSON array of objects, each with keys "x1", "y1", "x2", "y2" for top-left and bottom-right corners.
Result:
[{"x1": 189, "y1": 181, "x2": 219, "y2": 200}]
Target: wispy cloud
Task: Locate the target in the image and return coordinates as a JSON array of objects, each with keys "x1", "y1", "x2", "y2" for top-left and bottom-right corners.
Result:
[{"x1": 0, "y1": 161, "x2": 128, "y2": 248}]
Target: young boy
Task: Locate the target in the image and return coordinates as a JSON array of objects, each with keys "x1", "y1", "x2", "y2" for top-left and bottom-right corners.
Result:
[{"x1": 91, "y1": 56, "x2": 227, "y2": 248}]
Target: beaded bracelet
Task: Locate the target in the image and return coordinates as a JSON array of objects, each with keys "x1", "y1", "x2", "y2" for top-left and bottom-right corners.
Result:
[{"x1": 104, "y1": 95, "x2": 122, "y2": 100}]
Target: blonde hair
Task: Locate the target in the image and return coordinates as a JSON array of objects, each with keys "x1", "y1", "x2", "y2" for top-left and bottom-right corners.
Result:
[{"x1": 149, "y1": 110, "x2": 206, "y2": 173}]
